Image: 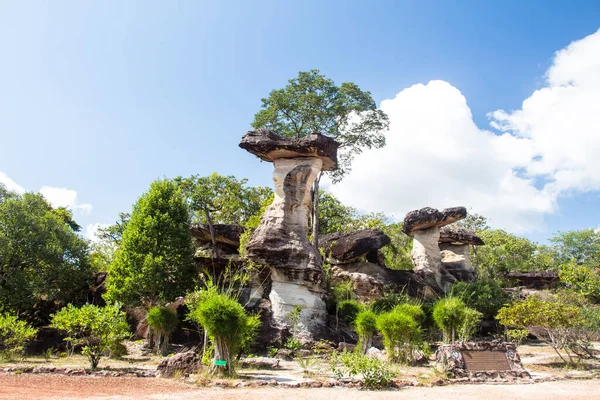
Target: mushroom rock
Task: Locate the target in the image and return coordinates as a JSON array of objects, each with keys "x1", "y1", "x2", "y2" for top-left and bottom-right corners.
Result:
[
  {"x1": 438, "y1": 227, "x2": 484, "y2": 283},
  {"x1": 239, "y1": 129, "x2": 339, "y2": 340},
  {"x1": 438, "y1": 227, "x2": 484, "y2": 246},
  {"x1": 402, "y1": 207, "x2": 467, "y2": 236},
  {"x1": 319, "y1": 229, "x2": 391, "y2": 264},
  {"x1": 190, "y1": 223, "x2": 245, "y2": 249},
  {"x1": 403, "y1": 206, "x2": 468, "y2": 293}
]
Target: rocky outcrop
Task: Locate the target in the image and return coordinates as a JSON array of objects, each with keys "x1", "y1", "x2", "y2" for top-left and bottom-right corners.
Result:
[
  {"x1": 156, "y1": 351, "x2": 201, "y2": 378},
  {"x1": 402, "y1": 207, "x2": 467, "y2": 236},
  {"x1": 403, "y1": 206, "x2": 481, "y2": 293},
  {"x1": 240, "y1": 130, "x2": 339, "y2": 341},
  {"x1": 239, "y1": 128, "x2": 339, "y2": 171},
  {"x1": 190, "y1": 223, "x2": 245, "y2": 248},
  {"x1": 505, "y1": 271, "x2": 559, "y2": 289},
  {"x1": 320, "y1": 229, "x2": 391, "y2": 264}
]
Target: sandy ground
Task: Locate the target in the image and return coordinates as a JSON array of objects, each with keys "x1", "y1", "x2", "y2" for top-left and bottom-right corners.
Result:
[{"x1": 1, "y1": 373, "x2": 599, "y2": 400}]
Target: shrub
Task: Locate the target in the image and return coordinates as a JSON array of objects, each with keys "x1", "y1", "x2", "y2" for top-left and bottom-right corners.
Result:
[
  {"x1": 146, "y1": 307, "x2": 179, "y2": 355},
  {"x1": 337, "y1": 299, "x2": 364, "y2": 324},
  {"x1": 559, "y1": 260, "x2": 600, "y2": 302},
  {"x1": 0, "y1": 313, "x2": 38, "y2": 360},
  {"x1": 330, "y1": 351, "x2": 395, "y2": 389},
  {"x1": 188, "y1": 288, "x2": 260, "y2": 376},
  {"x1": 354, "y1": 310, "x2": 378, "y2": 354},
  {"x1": 370, "y1": 291, "x2": 409, "y2": 314},
  {"x1": 376, "y1": 307, "x2": 422, "y2": 363},
  {"x1": 51, "y1": 304, "x2": 130, "y2": 369},
  {"x1": 450, "y1": 279, "x2": 508, "y2": 319},
  {"x1": 458, "y1": 307, "x2": 483, "y2": 342},
  {"x1": 432, "y1": 297, "x2": 477, "y2": 343}
]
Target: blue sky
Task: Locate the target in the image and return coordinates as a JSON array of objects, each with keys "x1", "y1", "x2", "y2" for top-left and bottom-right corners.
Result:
[{"x1": 1, "y1": 1, "x2": 600, "y2": 244}]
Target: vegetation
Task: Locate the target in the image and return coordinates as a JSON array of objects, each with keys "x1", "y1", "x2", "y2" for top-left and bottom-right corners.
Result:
[
  {"x1": 336, "y1": 299, "x2": 363, "y2": 324},
  {"x1": 104, "y1": 179, "x2": 196, "y2": 307},
  {"x1": 50, "y1": 304, "x2": 130, "y2": 369},
  {"x1": 354, "y1": 310, "x2": 378, "y2": 354},
  {"x1": 0, "y1": 185, "x2": 93, "y2": 324},
  {"x1": 376, "y1": 305, "x2": 423, "y2": 363},
  {"x1": 187, "y1": 288, "x2": 260, "y2": 376},
  {"x1": 433, "y1": 297, "x2": 481, "y2": 343},
  {"x1": 450, "y1": 279, "x2": 508, "y2": 319},
  {"x1": 0, "y1": 313, "x2": 38, "y2": 360},
  {"x1": 146, "y1": 306, "x2": 179, "y2": 355},
  {"x1": 330, "y1": 351, "x2": 395, "y2": 389}
]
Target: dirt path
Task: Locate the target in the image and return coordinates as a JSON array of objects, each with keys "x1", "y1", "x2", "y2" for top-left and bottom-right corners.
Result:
[{"x1": 1, "y1": 373, "x2": 600, "y2": 400}]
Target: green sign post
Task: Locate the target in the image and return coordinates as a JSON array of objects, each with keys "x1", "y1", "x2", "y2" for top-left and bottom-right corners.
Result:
[{"x1": 213, "y1": 359, "x2": 227, "y2": 367}]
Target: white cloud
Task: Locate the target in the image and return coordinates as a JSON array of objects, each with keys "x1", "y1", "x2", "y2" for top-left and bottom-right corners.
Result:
[
  {"x1": 0, "y1": 172, "x2": 25, "y2": 194},
  {"x1": 84, "y1": 223, "x2": 110, "y2": 243},
  {"x1": 39, "y1": 186, "x2": 93, "y2": 214},
  {"x1": 331, "y1": 28, "x2": 600, "y2": 234}
]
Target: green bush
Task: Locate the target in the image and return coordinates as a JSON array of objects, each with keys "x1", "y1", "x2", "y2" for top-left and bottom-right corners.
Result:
[
  {"x1": 354, "y1": 310, "x2": 378, "y2": 354},
  {"x1": 376, "y1": 307, "x2": 422, "y2": 363},
  {"x1": 370, "y1": 291, "x2": 409, "y2": 314},
  {"x1": 146, "y1": 307, "x2": 179, "y2": 355},
  {"x1": 337, "y1": 299, "x2": 364, "y2": 324},
  {"x1": 330, "y1": 351, "x2": 395, "y2": 389},
  {"x1": 51, "y1": 304, "x2": 130, "y2": 369},
  {"x1": 450, "y1": 279, "x2": 508, "y2": 319},
  {"x1": 0, "y1": 313, "x2": 38, "y2": 360},
  {"x1": 188, "y1": 288, "x2": 260, "y2": 376},
  {"x1": 433, "y1": 297, "x2": 481, "y2": 343}
]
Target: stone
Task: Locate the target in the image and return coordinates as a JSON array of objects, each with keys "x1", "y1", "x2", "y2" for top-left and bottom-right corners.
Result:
[
  {"x1": 240, "y1": 357, "x2": 280, "y2": 369},
  {"x1": 239, "y1": 129, "x2": 339, "y2": 171},
  {"x1": 411, "y1": 226, "x2": 454, "y2": 292},
  {"x1": 242, "y1": 130, "x2": 336, "y2": 340},
  {"x1": 402, "y1": 206, "x2": 467, "y2": 236},
  {"x1": 156, "y1": 351, "x2": 201, "y2": 378},
  {"x1": 439, "y1": 227, "x2": 484, "y2": 245},
  {"x1": 505, "y1": 271, "x2": 560, "y2": 289},
  {"x1": 366, "y1": 347, "x2": 385, "y2": 360},
  {"x1": 274, "y1": 348, "x2": 294, "y2": 361},
  {"x1": 440, "y1": 243, "x2": 475, "y2": 282},
  {"x1": 319, "y1": 229, "x2": 391, "y2": 263},
  {"x1": 190, "y1": 223, "x2": 245, "y2": 249},
  {"x1": 338, "y1": 342, "x2": 356, "y2": 352}
]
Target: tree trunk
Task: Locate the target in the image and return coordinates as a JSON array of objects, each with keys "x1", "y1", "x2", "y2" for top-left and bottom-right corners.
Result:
[
  {"x1": 311, "y1": 173, "x2": 322, "y2": 249},
  {"x1": 360, "y1": 334, "x2": 373, "y2": 355},
  {"x1": 211, "y1": 336, "x2": 232, "y2": 376},
  {"x1": 204, "y1": 207, "x2": 218, "y2": 258}
]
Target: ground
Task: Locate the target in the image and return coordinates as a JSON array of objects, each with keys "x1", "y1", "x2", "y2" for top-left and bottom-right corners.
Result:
[{"x1": 0, "y1": 340, "x2": 598, "y2": 399}]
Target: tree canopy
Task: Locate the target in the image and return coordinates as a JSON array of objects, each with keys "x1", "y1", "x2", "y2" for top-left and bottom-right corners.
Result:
[
  {"x1": 0, "y1": 185, "x2": 93, "y2": 324},
  {"x1": 104, "y1": 179, "x2": 196, "y2": 307}
]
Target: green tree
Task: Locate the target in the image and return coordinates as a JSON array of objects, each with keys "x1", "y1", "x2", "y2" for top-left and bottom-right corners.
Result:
[
  {"x1": 550, "y1": 229, "x2": 600, "y2": 266},
  {"x1": 354, "y1": 310, "x2": 378, "y2": 354},
  {"x1": 187, "y1": 288, "x2": 260, "y2": 376},
  {"x1": 380, "y1": 222, "x2": 413, "y2": 271},
  {"x1": 0, "y1": 313, "x2": 38, "y2": 360},
  {"x1": 175, "y1": 173, "x2": 272, "y2": 255},
  {"x1": 450, "y1": 279, "x2": 508, "y2": 320},
  {"x1": 51, "y1": 304, "x2": 130, "y2": 369},
  {"x1": 559, "y1": 260, "x2": 600, "y2": 302},
  {"x1": 104, "y1": 179, "x2": 196, "y2": 307},
  {"x1": 0, "y1": 186, "x2": 93, "y2": 323},
  {"x1": 251, "y1": 69, "x2": 389, "y2": 247},
  {"x1": 432, "y1": 297, "x2": 479, "y2": 343},
  {"x1": 475, "y1": 229, "x2": 540, "y2": 279},
  {"x1": 146, "y1": 306, "x2": 179, "y2": 355}
]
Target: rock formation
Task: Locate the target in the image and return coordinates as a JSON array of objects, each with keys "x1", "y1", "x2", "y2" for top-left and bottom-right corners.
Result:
[
  {"x1": 239, "y1": 129, "x2": 339, "y2": 341},
  {"x1": 403, "y1": 207, "x2": 483, "y2": 293},
  {"x1": 320, "y1": 228, "x2": 422, "y2": 300}
]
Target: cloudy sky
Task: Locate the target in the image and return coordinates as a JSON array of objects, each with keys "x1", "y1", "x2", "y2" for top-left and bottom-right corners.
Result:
[{"x1": 1, "y1": 1, "x2": 599, "y2": 243}]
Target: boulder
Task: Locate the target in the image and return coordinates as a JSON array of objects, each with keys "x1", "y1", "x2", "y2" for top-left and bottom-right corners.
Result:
[
  {"x1": 239, "y1": 129, "x2": 339, "y2": 171},
  {"x1": 156, "y1": 351, "x2": 201, "y2": 378},
  {"x1": 240, "y1": 129, "x2": 338, "y2": 341},
  {"x1": 439, "y1": 227, "x2": 484, "y2": 245},
  {"x1": 440, "y1": 243, "x2": 475, "y2": 282},
  {"x1": 402, "y1": 207, "x2": 467, "y2": 236},
  {"x1": 319, "y1": 229, "x2": 391, "y2": 263},
  {"x1": 190, "y1": 223, "x2": 245, "y2": 249}
]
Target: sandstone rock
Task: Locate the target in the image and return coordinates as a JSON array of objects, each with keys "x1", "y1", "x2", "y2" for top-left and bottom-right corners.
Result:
[
  {"x1": 190, "y1": 223, "x2": 245, "y2": 249},
  {"x1": 240, "y1": 357, "x2": 281, "y2": 369},
  {"x1": 402, "y1": 206, "x2": 467, "y2": 236},
  {"x1": 440, "y1": 243, "x2": 475, "y2": 282},
  {"x1": 338, "y1": 342, "x2": 356, "y2": 352},
  {"x1": 366, "y1": 347, "x2": 385, "y2": 360},
  {"x1": 319, "y1": 229, "x2": 391, "y2": 263},
  {"x1": 439, "y1": 227, "x2": 484, "y2": 245},
  {"x1": 274, "y1": 348, "x2": 294, "y2": 361},
  {"x1": 243, "y1": 156, "x2": 327, "y2": 339},
  {"x1": 411, "y1": 226, "x2": 451, "y2": 292},
  {"x1": 239, "y1": 129, "x2": 339, "y2": 171},
  {"x1": 156, "y1": 351, "x2": 200, "y2": 378}
]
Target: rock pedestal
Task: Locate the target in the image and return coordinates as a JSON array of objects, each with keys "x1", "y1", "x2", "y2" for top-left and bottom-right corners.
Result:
[{"x1": 239, "y1": 129, "x2": 339, "y2": 341}]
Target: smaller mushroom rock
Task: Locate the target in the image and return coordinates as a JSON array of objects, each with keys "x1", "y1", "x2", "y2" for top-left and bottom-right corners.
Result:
[
  {"x1": 319, "y1": 229, "x2": 391, "y2": 263},
  {"x1": 190, "y1": 223, "x2": 245, "y2": 248},
  {"x1": 402, "y1": 206, "x2": 467, "y2": 236},
  {"x1": 439, "y1": 227, "x2": 484, "y2": 245},
  {"x1": 239, "y1": 129, "x2": 339, "y2": 171}
]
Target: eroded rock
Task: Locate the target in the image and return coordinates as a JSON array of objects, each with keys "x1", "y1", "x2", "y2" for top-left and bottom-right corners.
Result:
[
  {"x1": 439, "y1": 227, "x2": 484, "y2": 245},
  {"x1": 402, "y1": 207, "x2": 467, "y2": 236},
  {"x1": 156, "y1": 351, "x2": 200, "y2": 378},
  {"x1": 320, "y1": 229, "x2": 391, "y2": 264}
]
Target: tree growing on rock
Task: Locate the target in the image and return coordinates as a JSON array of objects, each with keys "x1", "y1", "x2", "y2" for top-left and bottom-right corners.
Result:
[
  {"x1": 251, "y1": 69, "x2": 389, "y2": 247},
  {"x1": 104, "y1": 179, "x2": 196, "y2": 307}
]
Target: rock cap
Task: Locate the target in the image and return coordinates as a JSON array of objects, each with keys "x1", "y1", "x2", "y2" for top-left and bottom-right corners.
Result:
[
  {"x1": 439, "y1": 227, "x2": 484, "y2": 245},
  {"x1": 319, "y1": 229, "x2": 391, "y2": 263},
  {"x1": 402, "y1": 206, "x2": 467, "y2": 236},
  {"x1": 239, "y1": 129, "x2": 339, "y2": 171},
  {"x1": 190, "y1": 223, "x2": 245, "y2": 248}
]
